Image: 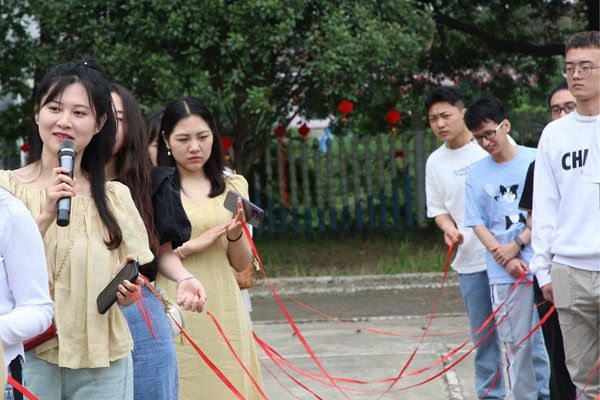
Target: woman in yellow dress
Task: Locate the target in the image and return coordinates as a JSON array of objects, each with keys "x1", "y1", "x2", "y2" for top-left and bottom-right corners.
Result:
[
  {"x1": 155, "y1": 96, "x2": 265, "y2": 399},
  {"x1": 0, "y1": 56, "x2": 154, "y2": 398}
]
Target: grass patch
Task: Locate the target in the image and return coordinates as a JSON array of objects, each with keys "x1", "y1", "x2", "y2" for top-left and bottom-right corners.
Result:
[{"x1": 253, "y1": 225, "x2": 447, "y2": 277}]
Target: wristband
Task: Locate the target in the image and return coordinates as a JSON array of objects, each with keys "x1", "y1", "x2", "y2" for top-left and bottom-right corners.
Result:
[
  {"x1": 177, "y1": 275, "x2": 196, "y2": 289},
  {"x1": 176, "y1": 246, "x2": 186, "y2": 259},
  {"x1": 514, "y1": 236, "x2": 525, "y2": 250},
  {"x1": 226, "y1": 230, "x2": 243, "y2": 242}
]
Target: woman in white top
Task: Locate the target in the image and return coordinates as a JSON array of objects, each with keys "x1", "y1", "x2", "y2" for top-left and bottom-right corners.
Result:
[{"x1": 0, "y1": 187, "x2": 54, "y2": 400}]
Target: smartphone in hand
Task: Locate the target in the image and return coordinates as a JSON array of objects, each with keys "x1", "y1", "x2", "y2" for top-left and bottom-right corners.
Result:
[
  {"x1": 223, "y1": 190, "x2": 264, "y2": 228},
  {"x1": 97, "y1": 260, "x2": 139, "y2": 314}
]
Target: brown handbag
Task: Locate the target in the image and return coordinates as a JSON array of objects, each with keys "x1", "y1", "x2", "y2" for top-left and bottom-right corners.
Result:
[{"x1": 233, "y1": 257, "x2": 261, "y2": 289}]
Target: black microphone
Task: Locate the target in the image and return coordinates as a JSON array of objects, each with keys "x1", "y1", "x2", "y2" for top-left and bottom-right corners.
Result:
[{"x1": 57, "y1": 140, "x2": 77, "y2": 227}]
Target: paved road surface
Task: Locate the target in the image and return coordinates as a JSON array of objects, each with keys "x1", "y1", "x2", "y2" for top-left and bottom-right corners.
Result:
[{"x1": 248, "y1": 274, "x2": 482, "y2": 399}]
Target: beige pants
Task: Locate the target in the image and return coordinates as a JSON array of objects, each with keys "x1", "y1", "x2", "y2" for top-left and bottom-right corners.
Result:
[{"x1": 552, "y1": 262, "x2": 600, "y2": 400}]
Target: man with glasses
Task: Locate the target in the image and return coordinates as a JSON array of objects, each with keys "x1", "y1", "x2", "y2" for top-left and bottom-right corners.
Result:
[
  {"x1": 464, "y1": 97, "x2": 550, "y2": 400},
  {"x1": 424, "y1": 86, "x2": 505, "y2": 399},
  {"x1": 519, "y1": 81, "x2": 577, "y2": 400},
  {"x1": 530, "y1": 31, "x2": 600, "y2": 400}
]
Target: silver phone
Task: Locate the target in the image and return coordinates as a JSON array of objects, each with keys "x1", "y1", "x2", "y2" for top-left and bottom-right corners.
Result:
[{"x1": 223, "y1": 190, "x2": 264, "y2": 228}]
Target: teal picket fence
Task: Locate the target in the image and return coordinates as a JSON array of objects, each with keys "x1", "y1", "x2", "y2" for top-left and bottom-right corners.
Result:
[{"x1": 247, "y1": 129, "x2": 440, "y2": 235}]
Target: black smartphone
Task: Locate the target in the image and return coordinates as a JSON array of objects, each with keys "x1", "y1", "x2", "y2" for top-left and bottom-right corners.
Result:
[
  {"x1": 223, "y1": 190, "x2": 264, "y2": 228},
  {"x1": 97, "y1": 260, "x2": 139, "y2": 315}
]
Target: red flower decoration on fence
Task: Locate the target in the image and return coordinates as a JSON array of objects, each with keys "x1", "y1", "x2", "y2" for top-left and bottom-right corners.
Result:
[{"x1": 274, "y1": 125, "x2": 287, "y2": 138}]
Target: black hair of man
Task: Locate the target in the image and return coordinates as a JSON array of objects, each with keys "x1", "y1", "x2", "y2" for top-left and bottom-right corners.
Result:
[
  {"x1": 464, "y1": 97, "x2": 507, "y2": 132},
  {"x1": 424, "y1": 86, "x2": 465, "y2": 113},
  {"x1": 565, "y1": 31, "x2": 600, "y2": 53},
  {"x1": 547, "y1": 82, "x2": 569, "y2": 107}
]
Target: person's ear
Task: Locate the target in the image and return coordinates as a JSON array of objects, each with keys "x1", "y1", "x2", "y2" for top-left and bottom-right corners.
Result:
[
  {"x1": 162, "y1": 131, "x2": 170, "y2": 150},
  {"x1": 461, "y1": 107, "x2": 467, "y2": 117},
  {"x1": 503, "y1": 120, "x2": 511, "y2": 133},
  {"x1": 96, "y1": 114, "x2": 108, "y2": 134},
  {"x1": 34, "y1": 105, "x2": 40, "y2": 125}
]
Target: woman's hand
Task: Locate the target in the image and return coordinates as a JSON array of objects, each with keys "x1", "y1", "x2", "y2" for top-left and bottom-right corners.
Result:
[
  {"x1": 186, "y1": 222, "x2": 230, "y2": 255},
  {"x1": 176, "y1": 277, "x2": 207, "y2": 313},
  {"x1": 36, "y1": 167, "x2": 78, "y2": 235},
  {"x1": 115, "y1": 254, "x2": 145, "y2": 307},
  {"x1": 226, "y1": 197, "x2": 246, "y2": 241}
]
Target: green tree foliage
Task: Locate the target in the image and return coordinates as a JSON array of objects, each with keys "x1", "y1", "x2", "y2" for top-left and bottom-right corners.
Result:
[
  {"x1": 419, "y1": 0, "x2": 597, "y2": 104},
  {"x1": 328, "y1": 0, "x2": 597, "y2": 140},
  {"x1": 0, "y1": 0, "x2": 433, "y2": 173}
]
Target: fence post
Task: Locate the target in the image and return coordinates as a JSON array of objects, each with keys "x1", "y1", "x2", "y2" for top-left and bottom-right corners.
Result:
[
  {"x1": 277, "y1": 140, "x2": 287, "y2": 232},
  {"x1": 252, "y1": 168, "x2": 263, "y2": 235},
  {"x1": 265, "y1": 144, "x2": 275, "y2": 235},
  {"x1": 389, "y1": 134, "x2": 401, "y2": 229},
  {"x1": 352, "y1": 136, "x2": 363, "y2": 230},
  {"x1": 301, "y1": 140, "x2": 312, "y2": 235},
  {"x1": 339, "y1": 137, "x2": 350, "y2": 230},
  {"x1": 326, "y1": 139, "x2": 337, "y2": 230},
  {"x1": 288, "y1": 140, "x2": 300, "y2": 234},
  {"x1": 376, "y1": 134, "x2": 388, "y2": 229},
  {"x1": 402, "y1": 130, "x2": 414, "y2": 227},
  {"x1": 314, "y1": 138, "x2": 326, "y2": 232},
  {"x1": 364, "y1": 136, "x2": 375, "y2": 230},
  {"x1": 412, "y1": 111, "x2": 428, "y2": 228}
]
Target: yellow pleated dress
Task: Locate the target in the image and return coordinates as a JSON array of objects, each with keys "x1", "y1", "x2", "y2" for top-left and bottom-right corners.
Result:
[{"x1": 155, "y1": 174, "x2": 264, "y2": 399}]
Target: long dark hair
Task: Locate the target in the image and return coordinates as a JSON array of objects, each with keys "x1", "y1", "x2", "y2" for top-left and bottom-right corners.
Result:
[
  {"x1": 110, "y1": 83, "x2": 159, "y2": 254},
  {"x1": 157, "y1": 96, "x2": 226, "y2": 197},
  {"x1": 27, "y1": 55, "x2": 122, "y2": 249},
  {"x1": 145, "y1": 107, "x2": 164, "y2": 146}
]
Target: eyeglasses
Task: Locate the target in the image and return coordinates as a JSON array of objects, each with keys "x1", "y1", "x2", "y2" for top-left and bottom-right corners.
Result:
[
  {"x1": 548, "y1": 102, "x2": 577, "y2": 116},
  {"x1": 562, "y1": 64, "x2": 600, "y2": 78},
  {"x1": 473, "y1": 120, "x2": 506, "y2": 143}
]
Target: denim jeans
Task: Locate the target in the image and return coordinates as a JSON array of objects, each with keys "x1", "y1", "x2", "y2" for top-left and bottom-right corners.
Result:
[
  {"x1": 123, "y1": 284, "x2": 179, "y2": 400},
  {"x1": 491, "y1": 283, "x2": 550, "y2": 400},
  {"x1": 457, "y1": 270, "x2": 506, "y2": 399},
  {"x1": 24, "y1": 351, "x2": 133, "y2": 399},
  {"x1": 4, "y1": 356, "x2": 24, "y2": 400}
]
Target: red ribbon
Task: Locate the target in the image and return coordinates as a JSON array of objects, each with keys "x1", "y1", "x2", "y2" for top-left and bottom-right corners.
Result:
[
  {"x1": 242, "y1": 223, "x2": 351, "y2": 399},
  {"x1": 206, "y1": 311, "x2": 269, "y2": 399},
  {"x1": 7, "y1": 376, "x2": 38, "y2": 400},
  {"x1": 141, "y1": 277, "x2": 246, "y2": 399}
]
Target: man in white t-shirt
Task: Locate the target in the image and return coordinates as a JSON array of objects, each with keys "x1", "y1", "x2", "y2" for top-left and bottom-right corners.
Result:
[
  {"x1": 424, "y1": 86, "x2": 505, "y2": 399},
  {"x1": 531, "y1": 30, "x2": 600, "y2": 399}
]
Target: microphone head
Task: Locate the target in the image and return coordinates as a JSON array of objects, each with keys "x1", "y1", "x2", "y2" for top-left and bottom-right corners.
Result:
[{"x1": 58, "y1": 139, "x2": 77, "y2": 158}]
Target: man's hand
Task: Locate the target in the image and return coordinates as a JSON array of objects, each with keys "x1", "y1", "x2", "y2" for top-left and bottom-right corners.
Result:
[
  {"x1": 443, "y1": 227, "x2": 464, "y2": 247},
  {"x1": 493, "y1": 241, "x2": 521, "y2": 266},
  {"x1": 504, "y1": 258, "x2": 529, "y2": 279},
  {"x1": 541, "y1": 283, "x2": 554, "y2": 304}
]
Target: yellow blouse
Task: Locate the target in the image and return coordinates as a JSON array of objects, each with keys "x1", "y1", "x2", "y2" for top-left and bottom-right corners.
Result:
[{"x1": 0, "y1": 171, "x2": 154, "y2": 369}]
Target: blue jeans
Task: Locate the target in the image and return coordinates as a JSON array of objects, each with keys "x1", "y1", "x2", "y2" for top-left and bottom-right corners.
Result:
[
  {"x1": 492, "y1": 283, "x2": 550, "y2": 400},
  {"x1": 123, "y1": 284, "x2": 179, "y2": 400},
  {"x1": 4, "y1": 356, "x2": 24, "y2": 400},
  {"x1": 24, "y1": 351, "x2": 133, "y2": 399},
  {"x1": 458, "y1": 270, "x2": 506, "y2": 399}
]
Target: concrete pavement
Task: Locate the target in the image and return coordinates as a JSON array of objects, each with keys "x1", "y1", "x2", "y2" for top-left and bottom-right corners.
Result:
[{"x1": 249, "y1": 273, "x2": 483, "y2": 399}]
